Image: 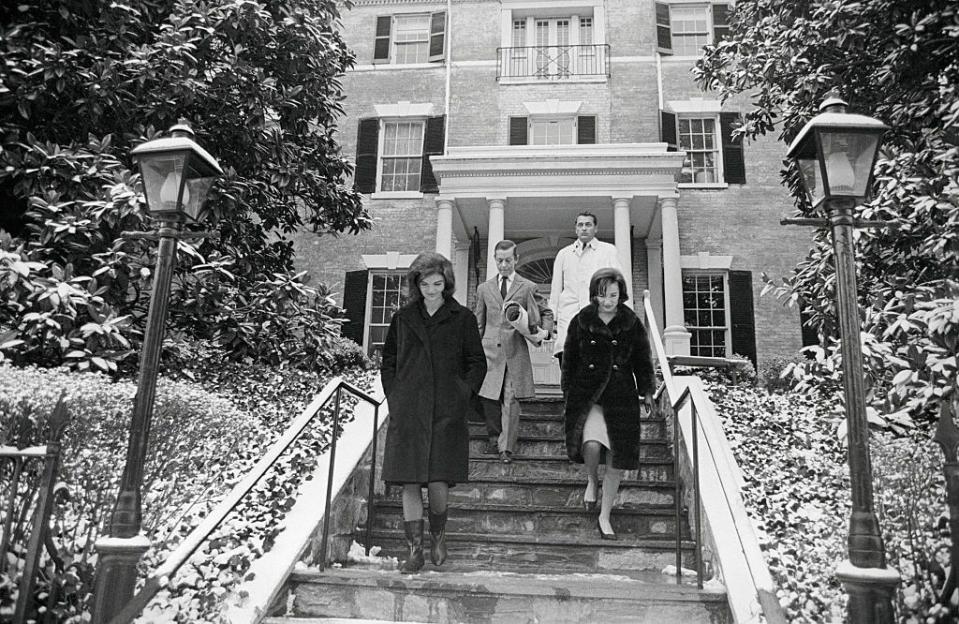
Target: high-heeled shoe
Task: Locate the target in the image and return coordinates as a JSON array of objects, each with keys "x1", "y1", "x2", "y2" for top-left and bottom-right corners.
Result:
[
  {"x1": 597, "y1": 518, "x2": 618, "y2": 541},
  {"x1": 583, "y1": 482, "x2": 598, "y2": 511}
]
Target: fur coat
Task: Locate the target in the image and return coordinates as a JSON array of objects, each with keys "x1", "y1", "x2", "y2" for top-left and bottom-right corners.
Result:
[{"x1": 561, "y1": 302, "x2": 655, "y2": 470}]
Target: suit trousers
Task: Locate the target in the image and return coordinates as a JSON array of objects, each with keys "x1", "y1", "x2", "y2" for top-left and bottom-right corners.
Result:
[{"x1": 482, "y1": 364, "x2": 521, "y2": 453}]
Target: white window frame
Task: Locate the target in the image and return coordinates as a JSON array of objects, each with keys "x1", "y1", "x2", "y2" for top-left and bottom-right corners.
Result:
[
  {"x1": 385, "y1": 13, "x2": 432, "y2": 65},
  {"x1": 676, "y1": 114, "x2": 724, "y2": 187},
  {"x1": 375, "y1": 118, "x2": 425, "y2": 196},
  {"x1": 662, "y1": 2, "x2": 728, "y2": 56},
  {"x1": 364, "y1": 270, "x2": 409, "y2": 356},
  {"x1": 681, "y1": 270, "x2": 731, "y2": 358},
  {"x1": 528, "y1": 116, "x2": 577, "y2": 145}
]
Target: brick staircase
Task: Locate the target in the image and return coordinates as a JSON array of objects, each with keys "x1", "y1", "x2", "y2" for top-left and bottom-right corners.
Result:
[{"x1": 265, "y1": 395, "x2": 731, "y2": 623}]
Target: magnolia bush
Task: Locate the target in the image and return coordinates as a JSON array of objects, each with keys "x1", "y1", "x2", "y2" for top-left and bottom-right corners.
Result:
[
  {"x1": 708, "y1": 380, "x2": 953, "y2": 623},
  {"x1": 0, "y1": 360, "x2": 375, "y2": 622}
]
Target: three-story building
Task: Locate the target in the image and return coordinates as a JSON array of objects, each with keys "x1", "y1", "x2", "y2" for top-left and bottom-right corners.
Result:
[{"x1": 295, "y1": 0, "x2": 812, "y2": 382}]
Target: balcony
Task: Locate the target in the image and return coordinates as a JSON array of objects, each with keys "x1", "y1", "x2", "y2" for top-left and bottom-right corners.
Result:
[{"x1": 496, "y1": 44, "x2": 610, "y2": 82}]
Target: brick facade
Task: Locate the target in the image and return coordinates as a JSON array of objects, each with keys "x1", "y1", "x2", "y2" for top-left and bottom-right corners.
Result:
[{"x1": 293, "y1": 0, "x2": 810, "y2": 367}]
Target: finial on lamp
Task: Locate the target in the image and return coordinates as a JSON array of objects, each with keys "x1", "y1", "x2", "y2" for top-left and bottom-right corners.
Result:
[
  {"x1": 820, "y1": 90, "x2": 848, "y2": 114},
  {"x1": 169, "y1": 119, "x2": 195, "y2": 139}
]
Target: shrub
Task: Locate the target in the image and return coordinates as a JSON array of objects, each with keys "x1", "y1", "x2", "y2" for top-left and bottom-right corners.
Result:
[{"x1": 759, "y1": 354, "x2": 798, "y2": 394}]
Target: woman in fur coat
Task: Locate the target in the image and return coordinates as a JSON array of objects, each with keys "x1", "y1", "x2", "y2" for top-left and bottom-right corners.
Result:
[{"x1": 561, "y1": 267, "x2": 656, "y2": 539}]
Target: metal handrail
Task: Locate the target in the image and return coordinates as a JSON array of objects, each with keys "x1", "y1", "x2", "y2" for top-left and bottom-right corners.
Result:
[
  {"x1": 107, "y1": 376, "x2": 384, "y2": 624},
  {"x1": 641, "y1": 291, "x2": 703, "y2": 588},
  {"x1": 496, "y1": 43, "x2": 610, "y2": 79},
  {"x1": 0, "y1": 395, "x2": 68, "y2": 623}
]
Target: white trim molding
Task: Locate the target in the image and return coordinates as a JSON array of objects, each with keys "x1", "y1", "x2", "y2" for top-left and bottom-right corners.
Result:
[
  {"x1": 373, "y1": 101, "x2": 435, "y2": 118},
  {"x1": 666, "y1": 99, "x2": 723, "y2": 114},
  {"x1": 361, "y1": 252, "x2": 418, "y2": 270},
  {"x1": 523, "y1": 99, "x2": 583, "y2": 117},
  {"x1": 680, "y1": 253, "x2": 734, "y2": 270}
]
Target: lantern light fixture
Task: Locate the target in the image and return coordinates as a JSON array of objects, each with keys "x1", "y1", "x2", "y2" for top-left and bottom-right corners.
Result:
[
  {"x1": 131, "y1": 120, "x2": 223, "y2": 221},
  {"x1": 786, "y1": 95, "x2": 888, "y2": 209}
]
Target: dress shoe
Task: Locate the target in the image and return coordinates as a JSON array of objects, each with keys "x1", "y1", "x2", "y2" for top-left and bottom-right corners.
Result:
[
  {"x1": 583, "y1": 482, "x2": 598, "y2": 511},
  {"x1": 499, "y1": 451, "x2": 512, "y2": 464},
  {"x1": 597, "y1": 518, "x2": 618, "y2": 541}
]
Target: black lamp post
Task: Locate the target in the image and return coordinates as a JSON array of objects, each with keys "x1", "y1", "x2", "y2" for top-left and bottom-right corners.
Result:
[
  {"x1": 91, "y1": 120, "x2": 221, "y2": 623},
  {"x1": 786, "y1": 96, "x2": 899, "y2": 622}
]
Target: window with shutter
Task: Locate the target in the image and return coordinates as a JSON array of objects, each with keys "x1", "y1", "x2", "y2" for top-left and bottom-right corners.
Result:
[
  {"x1": 660, "y1": 110, "x2": 678, "y2": 151},
  {"x1": 682, "y1": 272, "x2": 729, "y2": 358},
  {"x1": 655, "y1": 3, "x2": 672, "y2": 51},
  {"x1": 656, "y1": 4, "x2": 731, "y2": 54},
  {"x1": 428, "y1": 12, "x2": 446, "y2": 61},
  {"x1": 379, "y1": 120, "x2": 425, "y2": 192},
  {"x1": 712, "y1": 4, "x2": 730, "y2": 42},
  {"x1": 373, "y1": 16, "x2": 391, "y2": 63},
  {"x1": 374, "y1": 13, "x2": 447, "y2": 65},
  {"x1": 367, "y1": 272, "x2": 408, "y2": 356}
]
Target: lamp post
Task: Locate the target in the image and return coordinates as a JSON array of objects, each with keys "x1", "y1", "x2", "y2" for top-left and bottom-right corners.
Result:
[
  {"x1": 785, "y1": 95, "x2": 899, "y2": 622},
  {"x1": 91, "y1": 120, "x2": 222, "y2": 623}
]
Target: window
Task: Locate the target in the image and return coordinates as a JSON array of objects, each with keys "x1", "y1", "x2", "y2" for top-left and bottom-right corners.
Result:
[
  {"x1": 380, "y1": 120, "x2": 424, "y2": 192},
  {"x1": 373, "y1": 12, "x2": 446, "y2": 65},
  {"x1": 655, "y1": 3, "x2": 730, "y2": 55},
  {"x1": 499, "y1": 10, "x2": 606, "y2": 80},
  {"x1": 678, "y1": 117, "x2": 719, "y2": 184},
  {"x1": 353, "y1": 116, "x2": 445, "y2": 195},
  {"x1": 509, "y1": 115, "x2": 596, "y2": 145},
  {"x1": 368, "y1": 272, "x2": 408, "y2": 356},
  {"x1": 660, "y1": 110, "x2": 745, "y2": 184},
  {"x1": 683, "y1": 272, "x2": 729, "y2": 358}
]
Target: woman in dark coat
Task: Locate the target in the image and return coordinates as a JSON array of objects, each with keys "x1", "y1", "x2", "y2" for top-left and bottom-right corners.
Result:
[
  {"x1": 561, "y1": 267, "x2": 655, "y2": 540},
  {"x1": 381, "y1": 251, "x2": 487, "y2": 573}
]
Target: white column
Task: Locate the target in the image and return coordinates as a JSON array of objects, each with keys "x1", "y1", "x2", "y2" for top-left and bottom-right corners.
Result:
[
  {"x1": 486, "y1": 197, "x2": 506, "y2": 279},
  {"x1": 453, "y1": 241, "x2": 469, "y2": 305},
  {"x1": 646, "y1": 237, "x2": 665, "y2": 332},
  {"x1": 435, "y1": 197, "x2": 454, "y2": 260},
  {"x1": 612, "y1": 197, "x2": 633, "y2": 303},
  {"x1": 660, "y1": 196, "x2": 691, "y2": 356}
]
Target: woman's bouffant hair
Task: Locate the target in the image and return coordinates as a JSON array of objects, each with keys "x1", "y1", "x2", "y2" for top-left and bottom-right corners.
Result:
[
  {"x1": 589, "y1": 267, "x2": 629, "y2": 304},
  {"x1": 406, "y1": 252, "x2": 456, "y2": 303}
]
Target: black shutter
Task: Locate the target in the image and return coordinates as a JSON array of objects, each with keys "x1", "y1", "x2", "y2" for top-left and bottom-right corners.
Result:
[
  {"x1": 660, "y1": 111, "x2": 677, "y2": 151},
  {"x1": 342, "y1": 270, "x2": 369, "y2": 346},
  {"x1": 720, "y1": 112, "x2": 746, "y2": 184},
  {"x1": 428, "y1": 11, "x2": 446, "y2": 62},
  {"x1": 373, "y1": 16, "x2": 391, "y2": 63},
  {"x1": 656, "y1": 3, "x2": 672, "y2": 52},
  {"x1": 712, "y1": 5, "x2": 730, "y2": 42},
  {"x1": 420, "y1": 115, "x2": 445, "y2": 194},
  {"x1": 354, "y1": 118, "x2": 379, "y2": 193},
  {"x1": 799, "y1": 304, "x2": 819, "y2": 348},
  {"x1": 729, "y1": 270, "x2": 756, "y2": 366},
  {"x1": 509, "y1": 116, "x2": 528, "y2": 145},
  {"x1": 577, "y1": 116, "x2": 596, "y2": 144}
]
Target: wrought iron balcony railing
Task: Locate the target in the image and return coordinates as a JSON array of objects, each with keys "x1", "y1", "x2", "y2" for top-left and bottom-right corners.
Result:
[{"x1": 497, "y1": 44, "x2": 610, "y2": 80}]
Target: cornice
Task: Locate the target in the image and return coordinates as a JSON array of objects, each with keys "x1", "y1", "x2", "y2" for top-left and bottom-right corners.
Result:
[{"x1": 440, "y1": 167, "x2": 679, "y2": 178}]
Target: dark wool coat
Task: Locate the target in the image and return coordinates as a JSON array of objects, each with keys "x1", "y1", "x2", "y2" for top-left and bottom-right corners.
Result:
[
  {"x1": 380, "y1": 297, "x2": 487, "y2": 485},
  {"x1": 561, "y1": 303, "x2": 656, "y2": 470}
]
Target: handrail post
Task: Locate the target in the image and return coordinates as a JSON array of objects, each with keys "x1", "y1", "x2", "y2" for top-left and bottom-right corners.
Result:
[
  {"x1": 692, "y1": 401, "x2": 703, "y2": 590},
  {"x1": 319, "y1": 386, "x2": 342, "y2": 572},
  {"x1": 365, "y1": 404, "x2": 379, "y2": 556},
  {"x1": 673, "y1": 395, "x2": 682, "y2": 584}
]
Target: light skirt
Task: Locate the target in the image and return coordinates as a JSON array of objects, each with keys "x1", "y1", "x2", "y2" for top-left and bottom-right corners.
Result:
[{"x1": 582, "y1": 403, "x2": 611, "y2": 450}]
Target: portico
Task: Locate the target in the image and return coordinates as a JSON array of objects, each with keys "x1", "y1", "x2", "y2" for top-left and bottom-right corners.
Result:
[{"x1": 429, "y1": 143, "x2": 692, "y2": 358}]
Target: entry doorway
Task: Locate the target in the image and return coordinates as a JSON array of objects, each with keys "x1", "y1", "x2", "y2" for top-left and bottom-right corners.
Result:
[{"x1": 514, "y1": 238, "x2": 572, "y2": 387}]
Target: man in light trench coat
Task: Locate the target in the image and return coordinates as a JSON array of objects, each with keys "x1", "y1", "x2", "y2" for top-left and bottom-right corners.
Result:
[{"x1": 475, "y1": 239, "x2": 546, "y2": 463}]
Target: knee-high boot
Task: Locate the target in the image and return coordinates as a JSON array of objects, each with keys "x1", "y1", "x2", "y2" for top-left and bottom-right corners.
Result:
[
  {"x1": 428, "y1": 510, "x2": 448, "y2": 566},
  {"x1": 399, "y1": 519, "x2": 425, "y2": 573}
]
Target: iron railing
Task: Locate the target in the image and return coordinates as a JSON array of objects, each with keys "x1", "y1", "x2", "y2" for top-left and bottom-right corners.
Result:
[
  {"x1": 105, "y1": 377, "x2": 383, "y2": 624},
  {"x1": 933, "y1": 395, "x2": 959, "y2": 610},
  {"x1": 0, "y1": 396, "x2": 68, "y2": 623},
  {"x1": 496, "y1": 44, "x2": 610, "y2": 80},
  {"x1": 642, "y1": 292, "x2": 704, "y2": 588}
]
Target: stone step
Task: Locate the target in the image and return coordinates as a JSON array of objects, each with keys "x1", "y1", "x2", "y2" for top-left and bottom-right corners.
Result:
[
  {"x1": 284, "y1": 567, "x2": 730, "y2": 624},
  {"x1": 386, "y1": 474, "x2": 677, "y2": 506},
  {"x1": 464, "y1": 455, "x2": 676, "y2": 481},
  {"x1": 368, "y1": 501, "x2": 688, "y2": 538},
  {"x1": 468, "y1": 434, "x2": 672, "y2": 459},
  {"x1": 469, "y1": 417, "x2": 668, "y2": 440},
  {"x1": 520, "y1": 397, "x2": 565, "y2": 414},
  {"x1": 342, "y1": 529, "x2": 699, "y2": 573}
]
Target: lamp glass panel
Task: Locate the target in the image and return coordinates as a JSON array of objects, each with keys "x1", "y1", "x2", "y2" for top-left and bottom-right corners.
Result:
[
  {"x1": 182, "y1": 177, "x2": 215, "y2": 220},
  {"x1": 797, "y1": 157, "x2": 825, "y2": 207},
  {"x1": 818, "y1": 130, "x2": 879, "y2": 198},
  {"x1": 139, "y1": 151, "x2": 189, "y2": 214}
]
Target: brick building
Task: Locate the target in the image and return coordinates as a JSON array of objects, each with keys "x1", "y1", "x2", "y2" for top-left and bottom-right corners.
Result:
[{"x1": 294, "y1": 0, "x2": 812, "y2": 382}]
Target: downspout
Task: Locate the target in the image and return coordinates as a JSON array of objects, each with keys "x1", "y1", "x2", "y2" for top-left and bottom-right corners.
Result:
[{"x1": 444, "y1": 0, "x2": 452, "y2": 154}]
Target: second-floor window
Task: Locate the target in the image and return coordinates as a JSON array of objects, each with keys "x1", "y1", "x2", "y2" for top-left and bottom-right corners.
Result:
[
  {"x1": 380, "y1": 121, "x2": 424, "y2": 192},
  {"x1": 509, "y1": 115, "x2": 596, "y2": 146},
  {"x1": 499, "y1": 12, "x2": 606, "y2": 80},
  {"x1": 678, "y1": 117, "x2": 719, "y2": 184}
]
